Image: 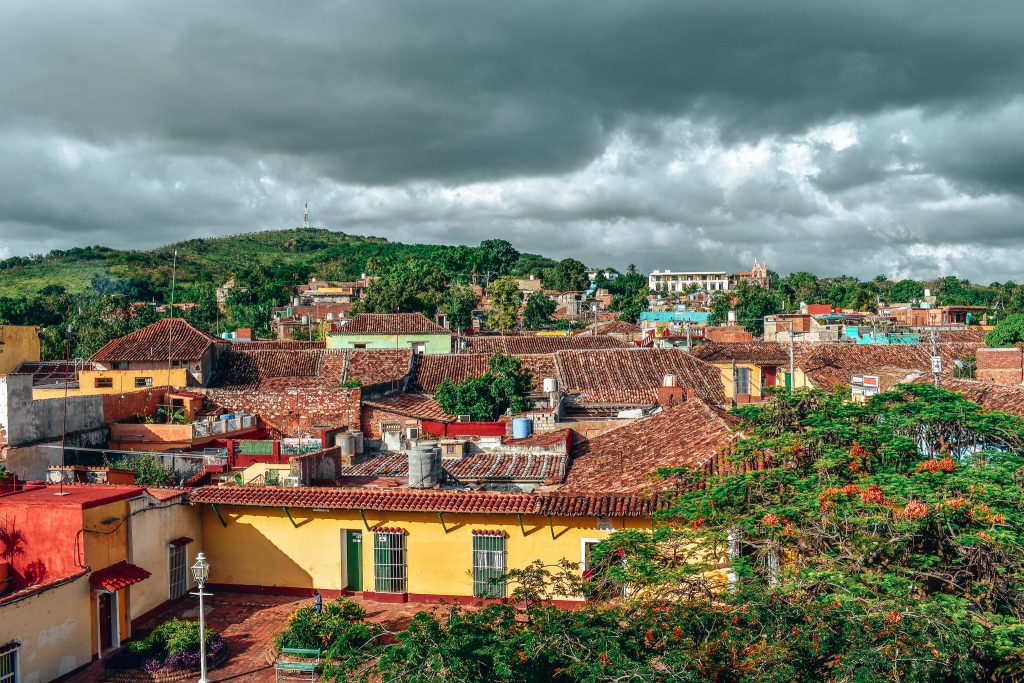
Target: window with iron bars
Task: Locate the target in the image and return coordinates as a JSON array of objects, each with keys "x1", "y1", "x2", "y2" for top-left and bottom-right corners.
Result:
[
  {"x1": 472, "y1": 533, "x2": 507, "y2": 598},
  {"x1": 373, "y1": 531, "x2": 407, "y2": 593},
  {"x1": 0, "y1": 643, "x2": 19, "y2": 683},
  {"x1": 169, "y1": 545, "x2": 187, "y2": 599}
]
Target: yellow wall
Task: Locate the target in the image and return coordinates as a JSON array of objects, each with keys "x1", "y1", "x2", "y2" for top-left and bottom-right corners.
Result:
[
  {"x1": 0, "y1": 572, "x2": 93, "y2": 681},
  {"x1": 712, "y1": 361, "x2": 811, "y2": 399},
  {"x1": 200, "y1": 505, "x2": 647, "y2": 599},
  {"x1": 83, "y1": 500, "x2": 132, "y2": 651},
  {"x1": 34, "y1": 368, "x2": 189, "y2": 399},
  {"x1": 0, "y1": 324, "x2": 40, "y2": 375},
  {"x1": 128, "y1": 497, "x2": 204, "y2": 623}
]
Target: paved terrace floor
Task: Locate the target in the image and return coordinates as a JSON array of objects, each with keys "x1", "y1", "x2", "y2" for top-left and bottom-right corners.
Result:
[{"x1": 66, "y1": 593, "x2": 427, "y2": 682}]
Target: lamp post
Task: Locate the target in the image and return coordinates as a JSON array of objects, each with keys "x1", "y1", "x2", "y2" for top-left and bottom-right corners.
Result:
[{"x1": 191, "y1": 552, "x2": 211, "y2": 683}]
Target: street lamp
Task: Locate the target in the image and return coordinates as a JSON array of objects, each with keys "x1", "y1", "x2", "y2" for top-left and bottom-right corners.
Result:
[{"x1": 191, "y1": 552, "x2": 211, "y2": 683}]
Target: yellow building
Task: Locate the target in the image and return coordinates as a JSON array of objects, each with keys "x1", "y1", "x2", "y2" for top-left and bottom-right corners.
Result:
[
  {"x1": 192, "y1": 487, "x2": 659, "y2": 603},
  {"x1": 693, "y1": 341, "x2": 810, "y2": 402},
  {"x1": 0, "y1": 324, "x2": 40, "y2": 375}
]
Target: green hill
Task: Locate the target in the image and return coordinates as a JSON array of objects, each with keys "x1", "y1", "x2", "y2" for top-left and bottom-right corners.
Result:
[{"x1": 0, "y1": 228, "x2": 553, "y2": 298}]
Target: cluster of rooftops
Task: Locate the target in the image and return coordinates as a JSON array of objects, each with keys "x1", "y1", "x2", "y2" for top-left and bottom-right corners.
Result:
[{"x1": 11, "y1": 312, "x2": 1019, "y2": 513}]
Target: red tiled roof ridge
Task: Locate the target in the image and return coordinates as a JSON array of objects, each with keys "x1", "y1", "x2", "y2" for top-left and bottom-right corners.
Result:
[
  {"x1": 189, "y1": 485, "x2": 664, "y2": 517},
  {"x1": 334, "y1": 313, "x2": 450, "y2": 335}
]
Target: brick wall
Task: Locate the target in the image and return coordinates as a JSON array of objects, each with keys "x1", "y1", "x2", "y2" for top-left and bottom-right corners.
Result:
[
  {"x1": 200, "y1": 387, "x2": 361, "y2": 437},
  {"x1": 102, "y1": 389, "x2": 168, "y2": 423},
  {"x1": 704, "y1": 326, "x2": 754, "y2": 343},
  {"x1": 977, "y1": 347, "x2": 1024, "y2": 384},
  {"x1": 360, "y1": 405, "x2": 420, "y2": 439}
]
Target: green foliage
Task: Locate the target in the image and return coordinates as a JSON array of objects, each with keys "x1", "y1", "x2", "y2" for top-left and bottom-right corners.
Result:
[
  {"x1": 358, "y1": 259, "x2": 450, "y2": 317},
  {"x1": 889, "y1": 278, "x2": 925, "y2": 302},
  {"x1": 486, "y1": 277, "x2": 522, "y2": 333},
  {"x1": 543, "y1": 258, "x2": 589, "y2": 292},
  {"x1": 709, "y1": 280, "x2": 783, "y2": 335},
  {"x1": 277, "y1": 599, "x2": 383, "y2": 666},
  {"x1": 435, "y1": 352, "x2": 532, "y2": 421},
  {"x1": 106, "y1": 454, "x2": 178, "y2": 486},
  {"x1": 521, "y1": 294, "x2": 556, "y2": 329},
  {"x1": 986, "y1": 313, "x2": 1024, "y2": 347},
  {"x1": 129, "y1": 619, "x2": 219, "y2": 659},
  {"x1": 442, "y1": 284, "x2": 479, "y2": 333}
]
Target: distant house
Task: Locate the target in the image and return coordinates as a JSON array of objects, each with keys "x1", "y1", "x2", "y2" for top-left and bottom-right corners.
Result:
[
  {"x1": 693, "y1": 341, "x2": 795, "y2": 402},
  {"x1": 87, "y1": 318, "x2": 225, "y2": 390},
  {"x1": 326, "y1": 313, "x2": 453, "y2": 354}
]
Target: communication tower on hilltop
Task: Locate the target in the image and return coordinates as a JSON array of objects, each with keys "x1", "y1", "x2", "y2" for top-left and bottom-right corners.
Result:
[{"x1": 303, "y1": 201, "x2": 310, "y2": 228}]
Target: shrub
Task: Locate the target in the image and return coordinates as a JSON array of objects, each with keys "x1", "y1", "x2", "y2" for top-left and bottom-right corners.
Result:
[
  {"x1": 277, "y1": 598, "x2": 382, "y2": 665},
  {"x1": 129, "y1": 619, "x2": 223, "y2": 671}
]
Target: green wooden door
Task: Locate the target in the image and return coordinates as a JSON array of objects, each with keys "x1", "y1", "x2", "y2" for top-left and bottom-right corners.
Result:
[{"x1": 345, "y1": 530, "x2": 363, "y2": 591}]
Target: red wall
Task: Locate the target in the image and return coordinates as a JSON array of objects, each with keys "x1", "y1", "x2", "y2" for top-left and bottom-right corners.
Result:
[
  {"x1": 421, "y1": 420, "x2": 507, "y2": 438},
  {"x1": 0, "y1": 502, "x2": 82, "y2": 591}
]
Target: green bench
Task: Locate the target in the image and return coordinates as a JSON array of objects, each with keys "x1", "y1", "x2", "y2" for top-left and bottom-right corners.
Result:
[{"x1": 275, "y1": 647, "x2": 321, "y2": 682}]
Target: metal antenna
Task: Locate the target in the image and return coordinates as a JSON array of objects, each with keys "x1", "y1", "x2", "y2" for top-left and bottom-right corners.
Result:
[
  {"x1": 304, "y1": 201, "x2": 310, "y2": 228},
  {"x1": 57, "y1": 325, "x2": 72, "y2": 496},
  {"x1": 166, "y1": 250, "x2": 178, "y2": 390}
]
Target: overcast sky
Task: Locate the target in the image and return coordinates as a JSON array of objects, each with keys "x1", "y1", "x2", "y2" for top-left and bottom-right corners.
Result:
[{"x1": 1, "y1": 1, "x2": 1022, "y2": 281}]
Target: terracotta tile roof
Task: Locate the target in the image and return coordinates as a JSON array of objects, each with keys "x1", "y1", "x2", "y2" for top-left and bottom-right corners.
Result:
[
  {"x1": 795, "y1": 341, "x2": 984, "y2": 390},
  {"x1": 572, "y1": 320, "x2": 641, "y2": 336},
  {"x1": 92, "y1": 318, "x2": 219, "y2": 363},
  {"x1": 210, "y1": 349, "x2": 410, "y2": 389},
  {"x1": 933, "y1": 328, "x2": 989, "y2": 343},
  {"x1": 463, "y1": 335, "x2": 629, "y2": 354},
  {"x1": 446, "y1": 451, "x2": 567, "y2": 483},
  {"x1": 913, "y1": 377, "x2": 1024, "y2": 417},
  {"x1": 191, "y1": 485, "x2": 664, "y2": 517},
  {"x1": 560, "y1": 399, "x2": 738, "y2": 494},
  {"x1": 334, "y1": 313, "x2": 450, "y2": 336},
  {"x1": 145, "y1": 487, "x2": 190, "y2": 502},
  {"x1": 504, "y1": 428, "x2": 572, "y2": 448},
  {"x1": 337, "y1": 449, "x2": 567, "y2": 484},
  {"x1": 555, "y1": 348, "x2": 726, "y2": 406},
  {"x1": 361, "y1": 393, "x2": 453, "y2": 422},
  {"x1": 410, "y1": 353, "x2": 554, "y2": 394},
  {"x1": 231, "y1": 341, "x2": 326, "y2": 351},
  {"x1": 693, "y1": 341, "x2": 790, "y2": 365},
  {"x1": 344, "y1": 349, "x2": 413, "y2": 387},
  {"x1": 90, "y1": 561, "x2": 151, "y2": 591}
]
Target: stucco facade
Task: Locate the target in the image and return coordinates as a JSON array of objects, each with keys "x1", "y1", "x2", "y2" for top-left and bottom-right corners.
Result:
[
  {"x1": 34, "y1": 367, "x2": 191, "y2": 399},
  {"x1": 0, "y1": 572, "x2": 93, "y2": 683},
  {"x1": 127, "y1": 492, "x2": 202, "y2": 627},
  {"x1": 198, "y1": 504, "x2": 645, "y2": 601},
  {"x1": 0, "y1": 324, "x2": 40, "y2": 375}
]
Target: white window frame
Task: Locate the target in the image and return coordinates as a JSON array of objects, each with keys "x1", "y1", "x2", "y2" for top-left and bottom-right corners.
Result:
[
  {"x1": 581, "y1": 537, "x2": 602, "y2": 572},
  {"x1": 0, "y1": 644, "x2": 19, "y2": 683}
]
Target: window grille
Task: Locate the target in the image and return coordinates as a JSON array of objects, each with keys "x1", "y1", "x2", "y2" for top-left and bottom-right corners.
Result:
[
  {"x1": 373, "y1": 530, "x2": 407, "y2": 593},
  {"x1": 472, "y1": 533, "x2": 506, "y2": 598},
  {"x1": 169, "y1": 545, "x2": 187, "y2": 599},
  {"x1": 135, "y1": 377, "x2": 153, "y2": 388},
  {"x1": 0, "y1": 644, "x2": 18, "y2": 683},
  {"x1": 95, "y1": 378, "x2": 113, "y2": 388},
  {"x1": 735, "y1": 367, "x2": 751, "y2": 395}
]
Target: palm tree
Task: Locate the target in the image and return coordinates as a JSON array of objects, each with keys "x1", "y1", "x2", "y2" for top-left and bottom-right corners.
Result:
[{"x1": 0, "y1": 517, "x2": 27, "y2": 569}]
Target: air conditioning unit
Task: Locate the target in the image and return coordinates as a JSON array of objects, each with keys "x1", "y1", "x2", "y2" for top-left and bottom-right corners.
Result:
[
  {"x1": 282, "y1": 476, "x2": 301, "y2": 487},
  {"x1": 456, "y1": 415, "x2": 471, "y2": 423},
  {"x1": 405, "y1": 427, "x2": 420, "y2": 440}
]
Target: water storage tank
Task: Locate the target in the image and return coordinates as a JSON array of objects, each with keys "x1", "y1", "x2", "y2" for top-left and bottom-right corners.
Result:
[
  {"x1": 663, "y1": 373, "x2": 678, "y2": 387},
  {"x1": 512, "y1": 417, "x2": 533, "y2": 439},
  {"x1": 406, "y1": 443, "x2": 441, "y2": 488},
  {"x1": 542, "y1": 377, "x2": 559, "y2": 393},
  {"x1": 337, "y1": 433, "x2": 356, "y2": 460},
  {"x1": 300, "y1": 315, "x2": 310, "y2": 325},
  {"x1": 351, "y1": 430, "x2": 364, "y2": 454}
]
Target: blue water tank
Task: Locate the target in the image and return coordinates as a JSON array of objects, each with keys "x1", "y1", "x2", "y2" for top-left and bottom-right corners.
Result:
[{"x1": 512, "y1": 417, "x2": 533, "y2": 439}]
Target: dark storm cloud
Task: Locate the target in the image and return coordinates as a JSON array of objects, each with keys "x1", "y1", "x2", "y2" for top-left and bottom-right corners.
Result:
[{"x1": 0, "y1": 0, "x2": 1023, "y2": 281}]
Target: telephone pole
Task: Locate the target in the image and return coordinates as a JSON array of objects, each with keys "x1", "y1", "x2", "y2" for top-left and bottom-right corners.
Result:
[{"x1": 929, "y1": 329, "x2": 942, "y2": 387}]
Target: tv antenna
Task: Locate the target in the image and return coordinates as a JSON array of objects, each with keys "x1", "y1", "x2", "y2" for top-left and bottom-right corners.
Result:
[{"x1": 304, "y1": 201, "x2": 310, "y2": 228}]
